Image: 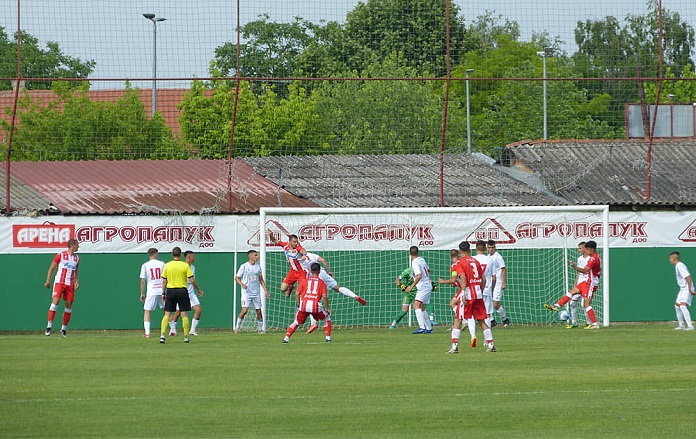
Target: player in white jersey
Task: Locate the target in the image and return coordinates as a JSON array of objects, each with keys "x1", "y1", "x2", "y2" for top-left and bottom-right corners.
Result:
[
  {"x1": 171, "y1": 251, "x2": 205, "y2": 336},
  {"x1": 234, "y1": 250, "x2": 269, "y2": 334},
  {"x1": 473, "y1": 240, "x2": 497, "y2": 336},
  {"x1": 44, "y1": 239, "x2": 80, "y2": 337},
  {"x1": 407, "y1": 246, "x2": 433, "y2": 334},
  {"x1": 487, "y1": 240, "x2": 510, "y2": 327},
  {"x1": 544, "y1": 242, "x2": 588, "y2": 328},
  {"x1": 670, "y1": 251, "x2": 695, "y2": 330},
  {"x1": 139, "y1": 248, "x2": 166, "y2": 338},
  {"x1": 299, "y1": 251, "x2": 366, "y2": 333}
]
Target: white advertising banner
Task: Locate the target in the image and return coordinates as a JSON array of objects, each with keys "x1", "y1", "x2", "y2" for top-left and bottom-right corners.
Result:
[{"x1": 1, "y1": 210, "x2": 695, "y2": 254}]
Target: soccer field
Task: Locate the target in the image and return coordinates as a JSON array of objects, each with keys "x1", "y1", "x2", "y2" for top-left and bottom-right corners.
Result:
[{"x1": 1, "y1": 325, "x2": 694, "y2": 438}]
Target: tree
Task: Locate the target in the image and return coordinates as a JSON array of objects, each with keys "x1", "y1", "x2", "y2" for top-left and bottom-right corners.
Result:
[
  {"x1": 4, "y1": 82, "x2": 181, "y2": 161},
  {"x1": 313, "y1": 53, "x2": 465, "y2": 154},
  {"x1": 0, "y1": 27, "x2": 95, "y2": 90}
]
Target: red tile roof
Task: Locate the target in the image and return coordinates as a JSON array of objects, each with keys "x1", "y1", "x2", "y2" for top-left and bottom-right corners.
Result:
[
  {"x1": 8, "y1": 159, "x2": 317, "y2": 214},
  {"x1": 0, "y1": 88, "x2": 198, "y2": 137}
]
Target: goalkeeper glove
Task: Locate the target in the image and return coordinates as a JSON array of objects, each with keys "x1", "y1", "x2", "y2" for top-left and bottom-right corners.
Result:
[
  {"x1": 431, "y1": 281, "x2": 438, "y2": 292},
  {"x1": 399, "y1": 284, "x2": 407, "y2": 291}
]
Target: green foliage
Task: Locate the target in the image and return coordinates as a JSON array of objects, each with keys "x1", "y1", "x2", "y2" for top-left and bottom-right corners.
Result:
[
  {"x1": 0, "y1": 27, "x2": 95, "y2": 90},
  {"x1": 178, "y1": 73, "x2": 328, "y2": 158},
  {"x1": 5, "y1": 82, "x2": 181, "y2": 161},
  {"x1": 645, "y1": 64, "x2": 696, "y2": 103}
]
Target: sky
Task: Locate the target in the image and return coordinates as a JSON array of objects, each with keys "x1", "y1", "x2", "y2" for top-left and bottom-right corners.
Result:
[{"x1": 1, "y1": 0, "x2": 695, "y2": 89}]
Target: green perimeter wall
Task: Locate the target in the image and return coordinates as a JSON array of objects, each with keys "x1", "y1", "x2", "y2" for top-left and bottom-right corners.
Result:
[{"x1": 2, "y1": 246, "x2": 693, "y2": 330}]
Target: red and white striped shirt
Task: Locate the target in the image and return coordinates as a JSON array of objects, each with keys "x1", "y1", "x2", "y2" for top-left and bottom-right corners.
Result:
[
  {"x1": 53, "y1": 251, "x2": 79, "y2": 286},
  {"x1": 299, "y1": 276, "x2": 327, "y2": 314},
  {"x1": 279, "y1": 240, "x2": 305, "y2": 272}
]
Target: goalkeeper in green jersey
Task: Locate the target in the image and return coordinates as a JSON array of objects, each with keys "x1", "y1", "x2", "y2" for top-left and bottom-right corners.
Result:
[{"x1": 389, "y1": 267, "x2": 438, "y2": 329}]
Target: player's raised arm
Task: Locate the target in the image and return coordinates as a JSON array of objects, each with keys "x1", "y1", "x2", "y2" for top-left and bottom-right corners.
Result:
[
  {"x1": 317, "y1": 256, "x2": 332, "y2": 276},
  {"x1": 268, "y1": 229, "x2": 279, "y2": 245}
]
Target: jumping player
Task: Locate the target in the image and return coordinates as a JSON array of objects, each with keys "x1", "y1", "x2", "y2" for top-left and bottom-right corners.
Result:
[
  {"x1": 544, "y1": 242, "x2": 588, "y2": 329},
  {"x1": 407, "y1": 246, "x2": 433, "y2": 334},
  {"x1": 283, "y1": 263, "x2": 332, "y2": 343},
  {"x1": 669, "y1": 251, "x2": 695, "y2": 330},
  {"x1": 139, "y1": 247, "x2": 165, "y2": 338},
  {"x1": 234, "y1": 250, "x2": 270, "y2": 334},
  {"x1": 300, "y1": 251, "x2": 366, "y2": 334},
  {"x1": 545, "y1": 240, "x2": 601, "y2": 329},
  {"x1": 268, "y1": 230, "x2": 307, "y2": 297},
  {"x1": 44, "y1": 239, "x2": 80, "y2": 337}
]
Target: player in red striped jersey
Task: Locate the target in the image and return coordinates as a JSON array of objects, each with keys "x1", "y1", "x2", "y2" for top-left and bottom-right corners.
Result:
[
  {"x1": 545, "y1": 240, "x2": 602, "y2": 329},
  {"x1": 268, "y1": 230, "x2": 307, "y2": 297},
  {"x1": 44, "y1": 239, "x2": 80, "y2": 337},
  {"x1": 439, "y1": 249, "x2": 475, "y2": 351},
  {"x1": 283, "y1": 263, "x2": 332, "y2": 343}
]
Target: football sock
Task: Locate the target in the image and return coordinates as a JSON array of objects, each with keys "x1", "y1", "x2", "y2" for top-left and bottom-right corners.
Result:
[
  {"x1": 160, "y1": 315, "x2": 169, "y2": 336},
  {"x1": 496, "y1": 306, "x2": 507, "y2": 320},
  {"x1": 144, "y1": 321, "x2": 151, "y2": 335},
  {"x1": 467, "y1": 318, "x2": 476, "y2": 338},
  {"x1": 235, "y1": 317, "x2": 243, "y2": 330},
  {"x1": 47, "y1": 303, "x2": 58, "y2": 327},
  {"x1": 483, "y1": 328, "x2": 494, "y2": 346},
  {"x1": 62, "y1": 308, "x2": 72, "y2": 327},
  {"x1": 451, "y1": 328, "x2": 460, "y2": 349},
  {"x1": 675, "y1": 305, "x2": 685, "y2": 326},
  {"x1": 182, "y1": 316, "x2": 191, "y2": 337},
  {"x1": 394, "y1": 310, "x2": 408, "y2": 324},
  {"x1": 285, "y1": 321, "x2": 299, "y2": 338},
  {"x1": 422, "y1": 310, "x2": 432, "y2": 330},
  {"x1": 585, "y1": 306, "x2": 597, "y2": 324},
  {"x1": 556, "y1": 294, "x2": 572, "y2": 308},
  {"x1": 570, "y1": 299, "x2": 579, "y2": 323},
  {"x1": 190, "y1": 318, "x2": 199, "y2": 333},
  {"x1": 414, "y1": 309, "x2": 426, "y2": 328},
  {"x1": 169, "y1": 320, "x2": 177, "y2": 332},
  {"x1": 679, "y1": 305, "x2": 693, "y2": 327},
  {"x1": 484, "y1": 317, "x2": 491, "y2": 327},
  {"x1": 257, "y1": 319, "x2": 264, "y2": 331},
  {"x1": 426, "y1": 303, "x2": 435, "y2": 320},
  {"x1": 338, "y1": 287, "x2": 357, "y2": 298},
  {"x1": 324, "y1": 318, "x2": 332, "y2": 336}
]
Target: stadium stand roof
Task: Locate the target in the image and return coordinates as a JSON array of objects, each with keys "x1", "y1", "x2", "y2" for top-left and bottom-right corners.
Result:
[
  {"x1": 243, "y1": 154, "x2": 565, "y2": 207},
  {"x1": 4, "y1": 160, "x2": 316, "y2": 215},
  {"x1": 506, "y1": 139, "x2": 696, "y2": 207}
]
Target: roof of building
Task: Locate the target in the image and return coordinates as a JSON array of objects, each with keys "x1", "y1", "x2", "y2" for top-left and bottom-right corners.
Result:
[
  {"x1": 243, "y1": 153, "x2": 563, "y2": 208},
  {"x1": 5, "y1": 159, "x2": 316, "y2": 215},
  {"x1": 507, "y1": 139, "x2": 696, "y2": 206},
  {"x1": 0, "y1": 88, "x2": 193, "y2": 137},
  {"x1": 0, "y1": 167, "x2": 53, "y2": 215}
]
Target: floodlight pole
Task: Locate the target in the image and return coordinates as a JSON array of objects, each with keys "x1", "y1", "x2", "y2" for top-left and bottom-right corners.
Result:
[
  {"x1": 465, "y1": 69, "x2": 474, "y2": 154},
  {"x1": 537, "y1": 47, "x2": 553, "y2": 141},
  {"x1": 143, "y1": 14, "x2": 166, "y2": 117}
]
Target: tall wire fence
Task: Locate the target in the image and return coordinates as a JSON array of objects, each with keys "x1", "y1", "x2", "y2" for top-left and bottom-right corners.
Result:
[{"x1": 1, "y1": 0, "x2": 695, "y2": 212}]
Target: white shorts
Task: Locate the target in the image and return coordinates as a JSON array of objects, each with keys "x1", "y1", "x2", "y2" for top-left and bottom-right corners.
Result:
[
  {"x1": 483, "y1": 294, "x2": 493, "y2": 315},
  {"x1": 415, "y1": 287, "x2": 432, "y2": 305},
  {"x1": 676, "y1": 288, "x2": 693, "y2": 306},
  {"x1": 189, "y1": 291, "x2": 201, "y2": 307},
  {"x1": 143, "y1": 294, "x2": 164, "y2": 311},
  {"x1": 242, "y1": 292, "x2": 262, "y2": 310},
  {"x1": 319, "y1": 271, "x2": 338, "y2": 290},
  {"x1": 493, "y1": 287, "x2": 504, "y2": 302}
]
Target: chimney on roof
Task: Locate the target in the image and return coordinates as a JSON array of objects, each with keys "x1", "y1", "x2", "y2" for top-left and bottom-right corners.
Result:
[{"x1": 11, "y1": 79, "x2": 25, "y2": 91}]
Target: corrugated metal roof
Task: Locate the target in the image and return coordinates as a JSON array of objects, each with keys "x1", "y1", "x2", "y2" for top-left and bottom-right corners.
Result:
[
  {"x1": 7, "y1": 159, "x2": 316, "y2": 214},
  {"x1": 244, "y1": 154, "x2": 562, "y2": 207},
  {"x1": 0, "y1": 167, "x2": 53, "y2": 215},
  {"x1": 509, "y1": 139, "x2": 696, "y2": 206}
]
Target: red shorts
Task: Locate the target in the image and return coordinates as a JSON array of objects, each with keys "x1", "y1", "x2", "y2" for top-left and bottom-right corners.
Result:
[
  {"x1": 52, "y1": 283, "x2": 75, "y2": 302},
  {"x1": 295, "y1": 310, "x2": 327, "y2": 325},
  {"x1": 283, "y1": 270, "x2": 306, "y2": 287},
  {"x1": 464, "y1": 299, "x2": 487, "y2": 320},
  {"x1": 578, "y1": 283, "x2": 598, "y2": 300}
]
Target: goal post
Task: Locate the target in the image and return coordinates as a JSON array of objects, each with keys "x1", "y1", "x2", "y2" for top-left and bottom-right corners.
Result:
[{"x1": 259, "y1": 206, "x2": 610, "y2": 331}]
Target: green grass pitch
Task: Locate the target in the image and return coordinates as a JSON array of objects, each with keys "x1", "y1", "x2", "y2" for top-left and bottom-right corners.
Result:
[{"x1": 1, "y1": 324, "x2": 694, "y2": 438}]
